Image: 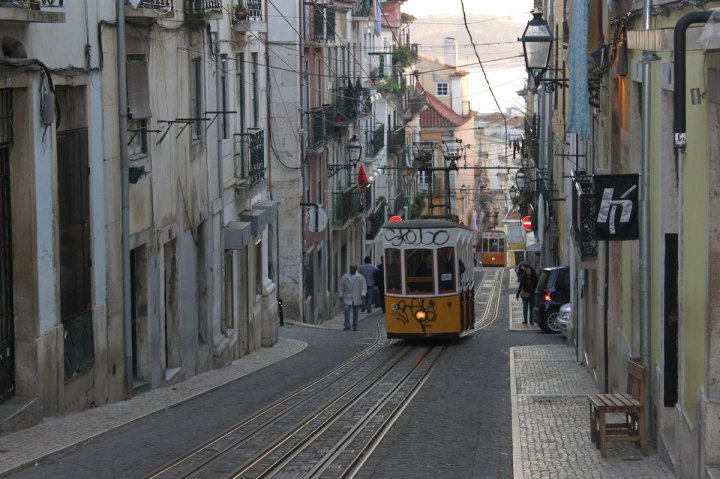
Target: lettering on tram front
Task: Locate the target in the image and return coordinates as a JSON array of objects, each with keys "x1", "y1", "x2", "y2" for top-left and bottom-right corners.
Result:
[{"x1": 384, "y1": 228, "x2": 450, "y2": 247}]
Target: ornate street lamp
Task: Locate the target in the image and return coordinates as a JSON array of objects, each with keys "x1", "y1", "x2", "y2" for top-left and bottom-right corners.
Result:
[
  {"x1": 519, "y1": 10, "x2": 568, "y2": 92},
  {"x1": 515, "y1": 168, "x2": 527, "y2": 191},
  {"x1": 412, "y1": 141, "x2": 435, "y2": 169},
  {"x1": 328, "y1": 134, "x2": 364, "y2": 177},
  {"x1": 441, "y1": 139, "x2": 463, "y2": 169},
  {"x1": 509, "y1": 185, "x2": 518, "y2": 200}
]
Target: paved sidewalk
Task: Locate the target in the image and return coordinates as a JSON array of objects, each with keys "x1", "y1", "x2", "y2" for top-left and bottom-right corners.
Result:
[{"x1": 510, "y1": 344, "x2": 675, "y2": 479}]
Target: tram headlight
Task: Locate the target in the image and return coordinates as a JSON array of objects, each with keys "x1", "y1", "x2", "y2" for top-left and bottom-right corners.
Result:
[{"x1": 415, "y1": 310, "x2": 427, "y2": 321}]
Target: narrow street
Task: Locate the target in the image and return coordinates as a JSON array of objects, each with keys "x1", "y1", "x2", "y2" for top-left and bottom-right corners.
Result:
[{"x1": 0, "y1": 268, "x2": 671, "y2": 479}]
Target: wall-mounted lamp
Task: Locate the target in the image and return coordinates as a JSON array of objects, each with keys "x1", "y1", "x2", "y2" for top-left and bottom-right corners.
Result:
[{"x1": 690, "y1": 88, "x2": 705, "y2": 105}]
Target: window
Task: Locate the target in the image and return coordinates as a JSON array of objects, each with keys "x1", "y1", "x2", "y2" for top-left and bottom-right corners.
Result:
[
  {"x1": 251, "y1": 52, "x2": 259, "y2": 127},
  {"x1": 385, "y1": 248, "x2": 402, "y2": 294},
  {"x1": 127, "y1": 55, "x2": 150, "y2": 157},
  {"x1": 191, "y1": 57, "x2": 203, "y2": 139},
  {"x1": 220, "y1": 54, "x2": 228, "y2": 140},
  {"x1": 236, "y1": 53, "x2": 245, "y2": 134},
  {"x1": 255, "y1": 240, "x2": 263, "y2": 296},
  {"x1": 405, "y1": 249, "x2": 434, "y2": 294},
  {"x1": 128, "y1": 118, "x2": 148, "y2": 158},
  {"x1": 436, "y1": 82, "x2": 448, "y2": 96},
  {"x1": 437, "y1": 247, "x2": 456, "y2": 293}
]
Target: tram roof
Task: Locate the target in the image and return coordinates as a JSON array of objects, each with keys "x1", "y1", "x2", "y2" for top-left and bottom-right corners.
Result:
[{"x1": 382, "y1": 219, "x2": 471, "y2": 230}]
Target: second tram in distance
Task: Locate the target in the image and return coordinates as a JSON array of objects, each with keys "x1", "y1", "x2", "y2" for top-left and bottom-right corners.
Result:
[
  {"x1": 382, "y1": 219, "x2": 475, "y2": 339},
  {"x1": 478, "y1": 229, "x2": 507, "y2": 267}
]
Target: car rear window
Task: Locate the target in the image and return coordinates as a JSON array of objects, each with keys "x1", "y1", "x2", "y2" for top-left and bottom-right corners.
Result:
[{"x1": 536, "y1": 271, "x2": 549, "y2": 292}]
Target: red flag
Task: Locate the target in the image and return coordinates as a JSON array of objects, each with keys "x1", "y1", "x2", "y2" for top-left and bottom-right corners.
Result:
[{"x1": 357, "y1": 164, "x2": 369, "y2": 185}]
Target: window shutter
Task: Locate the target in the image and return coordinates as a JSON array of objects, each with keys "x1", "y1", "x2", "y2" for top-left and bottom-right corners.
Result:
[
  {"x1": 127, "y1": 59, "x2": 151, "y2": 120},
  {"x1": 313, "y1": 5, "x2": 325, "y2": 42}
]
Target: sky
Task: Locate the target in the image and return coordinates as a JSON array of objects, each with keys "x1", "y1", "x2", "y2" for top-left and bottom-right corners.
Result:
[
  {"x1": 401, "y1": 0, "x2": 533, "y2": 24},
  {"x1": 401, "y1": 0, "x2": 534, "y2": 114}
]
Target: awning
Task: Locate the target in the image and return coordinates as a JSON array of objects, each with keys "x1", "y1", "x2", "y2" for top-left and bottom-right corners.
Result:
[
  {"x1": 526, "y1": 242, "x2": 542, "y2": 252},
  {"x1": 239, "y1": 200, "x2": 277, "y2": 236},
  {"x1": 223, "y1": 221, "x2": 251, "y2": 250}
]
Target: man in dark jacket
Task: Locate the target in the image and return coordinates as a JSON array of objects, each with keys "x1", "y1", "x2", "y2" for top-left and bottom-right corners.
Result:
[{"x1": 516, "y1": 265, "x2": 538, "y2": 324}]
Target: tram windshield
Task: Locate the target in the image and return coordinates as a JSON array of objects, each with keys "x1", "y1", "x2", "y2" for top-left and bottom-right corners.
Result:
[
  {"x1": 405, "y1": 249, "x2": 434, "y2": 294},
  {"x1": 482, "y1": 234, "x2": 505, "y2": 253}
]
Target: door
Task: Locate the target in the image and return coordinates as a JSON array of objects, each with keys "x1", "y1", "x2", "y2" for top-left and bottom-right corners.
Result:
[{"x1": 0, "y1": 88, "x2": 14, "y2": 399}]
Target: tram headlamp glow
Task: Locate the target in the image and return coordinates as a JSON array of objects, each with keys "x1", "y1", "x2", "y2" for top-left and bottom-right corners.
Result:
[{"x1": 415, "y1": 310, "x2": 427, "y2": 321}]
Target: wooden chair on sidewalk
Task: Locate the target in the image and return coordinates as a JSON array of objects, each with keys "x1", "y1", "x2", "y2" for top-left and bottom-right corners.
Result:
[{"x1": 587, "y1": 357, "x2": 648, "y2": 457}]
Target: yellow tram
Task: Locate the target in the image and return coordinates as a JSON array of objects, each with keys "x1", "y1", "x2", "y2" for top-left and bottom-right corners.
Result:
[
  {"x1": 382, "y1": 219, "x2": 475, "y2": 339},
  {"x1": 478, "y1": 229, "x2": 507, "y2": 267}
]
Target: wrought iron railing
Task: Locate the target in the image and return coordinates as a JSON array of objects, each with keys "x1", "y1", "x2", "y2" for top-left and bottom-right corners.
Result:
[
  {"x1": 1, "y1": 0, "x2": 64, "y2": 6},
  {"x1": 323, "y1": 104, "x2": 337, "y2": 138},
  {"x1": 333, "y1": 185, "x2": 371, "y2": 226},
  {"x1": 308, "y1": 107, "x2": 325, "y2": 149},
  {"x1": 366, "y1": 200, "x2": 386, "y2": 240},
  {"x1": 184, "y1": 0, "x2": 221, "y2": 14},
  {"x1": 234, "y1": 128, "x2": 265, "y2": 185},
  {"x1": 368, "y1": 123, "x2": 384, "y2": 158},
  {"x1": 125, "y1": 0, "x2": 172, "y2": 8}
]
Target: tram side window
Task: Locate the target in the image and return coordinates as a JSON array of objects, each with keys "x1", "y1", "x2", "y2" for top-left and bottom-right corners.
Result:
[
  {"x1": 438, "y1": 247, "x2": 456, "y2": 293},
  {"x1": 385, "y1": 248, "x2": 402, "y2": 294},
  {"x1": 499, "y1": 238, "x2": 505, "y2": 252},
  {"x1": 489, "y1": 238, "x2": 499, "y2": 252},
  {"x1": 405, "y1": 249, "x2": 434, "y2": 294}
]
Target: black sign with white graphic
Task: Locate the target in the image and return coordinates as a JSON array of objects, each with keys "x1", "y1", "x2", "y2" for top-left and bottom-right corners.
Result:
[{"x1": 594, "y1": 174, "x2": 639, "y2": 241}]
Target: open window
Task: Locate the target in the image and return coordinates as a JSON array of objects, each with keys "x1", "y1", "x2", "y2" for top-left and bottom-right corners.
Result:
[{"x1": 405, "y1": 248, "x2": 434, "y2": 294}]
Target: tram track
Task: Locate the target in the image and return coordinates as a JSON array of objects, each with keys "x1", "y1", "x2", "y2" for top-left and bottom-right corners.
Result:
[
  {"x1": 146, "y1": 321, "x2": 446, "y2": 479},
  {"x1": 147, "y1": 269, "x2": 507, "y2": 479}
]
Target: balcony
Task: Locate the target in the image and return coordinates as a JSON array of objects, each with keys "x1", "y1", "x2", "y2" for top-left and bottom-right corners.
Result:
[
  {"x1": 234, "y1": 128, "x2": 265, "y2": 187},
  {"x1": 352, "y1": 0, "x2": 370, "y2": 18},
  {"x1": 231, "y1": 0, "x2": 265, "y2": 34},
  {"x1": 366, "y1": 199, "x2": 386, "y2": 241},
  {"x1": 0, "y1": 0, "x2": 65, "y2": 23},
  {"x1": 388, "y1": 126, "x2": 405, "y2": 153},
  {"x1": 366, "y1": 123, "x2": 384, "y2": 158},
  {"x1": 125, "y1": 0, "x2": 174, "y2": 20},
  {"x1": 307, "y1": 3, "x2": 335, "y2": 44},
  {"x1": 333, "y1": 185, "x2": 371, "y2": 227},
  {"x1": 308, "y1": 107, "x2": 326, "y2": 150},
  {"x1": 391, "y1": 192, "x2": 407, "y2": 216},
  {"x1": 184, "y1": 0, "x2": 221, "y2": 20}
]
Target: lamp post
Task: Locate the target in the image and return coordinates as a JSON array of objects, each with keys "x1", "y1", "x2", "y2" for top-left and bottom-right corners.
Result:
[
  {"x1": 515, "y1": 168, "x2": 527, "y2": 191},
  {"x1": 519, "y1": 10, "x2": 568, "y2": 93}
]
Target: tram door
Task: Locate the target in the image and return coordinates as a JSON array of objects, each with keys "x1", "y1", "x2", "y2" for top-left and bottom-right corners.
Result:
[{"x1": 0, "y1": 89, "x2": 14, "y2": 400}]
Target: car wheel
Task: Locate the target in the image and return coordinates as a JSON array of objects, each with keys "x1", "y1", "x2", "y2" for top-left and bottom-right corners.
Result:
[{"x1": 543, "y1": 310, "x2": 561, "y2": 334}]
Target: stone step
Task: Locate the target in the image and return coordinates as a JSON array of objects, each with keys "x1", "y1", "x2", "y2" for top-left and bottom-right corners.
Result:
[
  {"x1": 706, "y1": 464, "x2": 720, "y2": 479},
  {"x1": 0, "y1": 396, "x2": 40, "y2": 436}
]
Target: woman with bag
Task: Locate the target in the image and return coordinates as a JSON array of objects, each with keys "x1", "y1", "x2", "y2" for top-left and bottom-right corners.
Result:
[{"x1": 516, "y1": 265, "x2": 538, "y2": 325}]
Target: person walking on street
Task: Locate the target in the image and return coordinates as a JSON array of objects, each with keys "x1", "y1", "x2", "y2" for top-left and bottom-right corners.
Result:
[
  {"x1": 358, "y1": 256, "x2": 378, "y2": 313},
  {"x1": 375, "y1": 258, "x2": 385, "y2": 313},
  {"x1": 339, "y1": 264, "x2": 366, "y2": 330},
  {"x1": 516, "y1": 265, "x2": 538, "y2": 324}
]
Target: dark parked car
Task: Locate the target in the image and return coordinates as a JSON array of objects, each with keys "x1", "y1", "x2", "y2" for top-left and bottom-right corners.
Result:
[{"x1": 533, "y1": 266, "x2": 570, "y2": 333}]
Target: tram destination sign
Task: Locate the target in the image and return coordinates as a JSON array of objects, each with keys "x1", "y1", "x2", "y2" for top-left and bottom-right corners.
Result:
[{"x1": 594, "y1": 174, "x2": 639, "y2": 241}]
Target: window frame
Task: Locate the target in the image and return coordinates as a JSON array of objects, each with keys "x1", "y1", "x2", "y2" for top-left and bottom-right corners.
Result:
[{"x1": 436, "y1": 82, "x2": 448, "y2": 96}]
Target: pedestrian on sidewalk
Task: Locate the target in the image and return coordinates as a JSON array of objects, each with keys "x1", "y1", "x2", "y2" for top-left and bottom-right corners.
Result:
[
  {"x1": 339, "y1": 264, "x2": 366, "y2": 330},
  {"x1": 516, "y1": 264, "x2": 538, "y2": 324},
  {"x1": 358, "y1": 256, "x2": 378, "y2": 313},
  {"x1": 375, "y1": 258, "x2": 385, "y2": 313}
]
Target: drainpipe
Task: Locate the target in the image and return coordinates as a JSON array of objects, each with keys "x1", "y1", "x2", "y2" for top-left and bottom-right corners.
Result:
[
  {"x1": 117, "y1": 0, "x2": 133, "y2": 396},
  {"x1": 639, "y1": 0, "x2": 652, "y2": 442},
  {"x1": 673, "y1": 11, "x2": 712, "y2": 153},
  {"x1": 215, "y1": 24, "x2": 226, "y2": 333}
]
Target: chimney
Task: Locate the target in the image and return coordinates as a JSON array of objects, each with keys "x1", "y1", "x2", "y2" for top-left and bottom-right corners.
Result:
[{"x1": 444, "y1": 37, "x2": 458, "y2": 68}]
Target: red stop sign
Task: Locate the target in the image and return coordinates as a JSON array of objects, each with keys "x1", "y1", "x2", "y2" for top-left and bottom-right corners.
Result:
[{"x1": 522, "y1": 216, "x2": 532, "y2": 231}]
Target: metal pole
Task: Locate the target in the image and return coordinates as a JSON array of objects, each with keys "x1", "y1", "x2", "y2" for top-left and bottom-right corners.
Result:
[
  {"x1": 640, "y1": 0, "x2": 653, "y2": 438},
  {"x1": 215, "y1": 24, "x2": 226, "y2": 334},
  {"x1": 117, "y1": 0, "x2": 133, "y2": 396}
]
